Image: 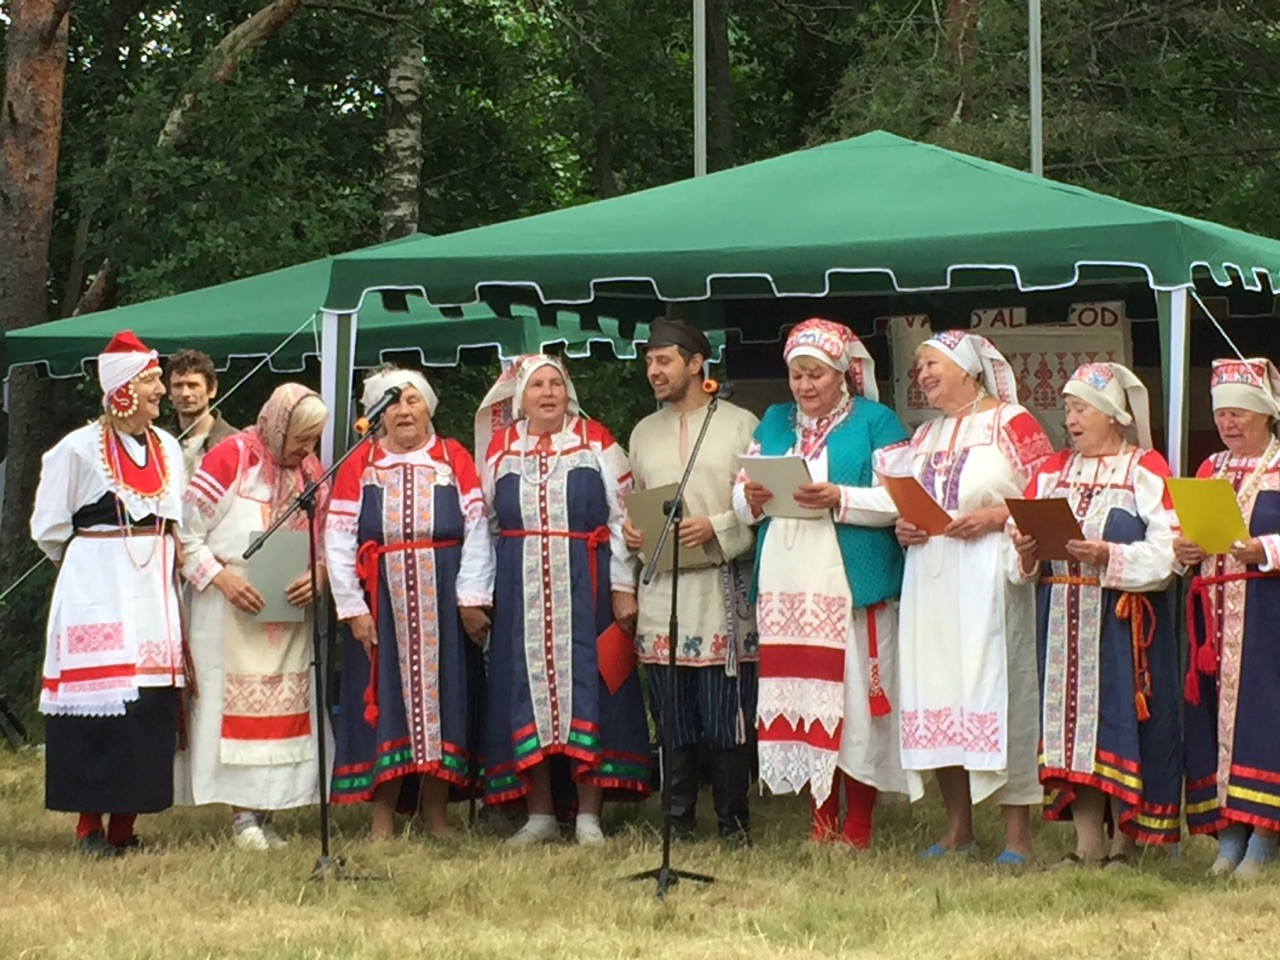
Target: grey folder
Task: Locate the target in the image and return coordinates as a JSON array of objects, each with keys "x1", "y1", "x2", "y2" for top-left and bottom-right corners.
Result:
[{"x1": 246, "y1": 529, "x2": 309, "y2": 623}]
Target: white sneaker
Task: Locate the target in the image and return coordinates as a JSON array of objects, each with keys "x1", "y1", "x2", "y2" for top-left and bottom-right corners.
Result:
[
  {"x1": 1233, "y1": 857, "x2": 1270, "y2": 882},
  {"x1": 258, "y1": 820, "x2": 287, "y2": 849},
  {"x1": 1209, "y1": 856, "x2": 1238, "y2": 877},
  {"x1": 506, "y1": 814, "x2": 560, "y2": 846},
  {"x1": 233, "y1": 825, "x2": 271, "y2": 851},
  {"x1": 575, "y1": 814, "x2": 605, "y2": 846}
]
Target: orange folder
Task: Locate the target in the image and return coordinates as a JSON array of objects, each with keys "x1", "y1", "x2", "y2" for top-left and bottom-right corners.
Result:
[
  {"x1": 597, "y1": 622, "x2": 637, "y2": 695},
  {"x1": 876, "y1": 472, "x2": 952, "y2": 537},
  {"x1": 1005, "y1": 497, "x2": 1084, "y2": 562}
]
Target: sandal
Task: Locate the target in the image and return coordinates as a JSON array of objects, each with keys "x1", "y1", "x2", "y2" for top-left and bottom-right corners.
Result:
[{"x1": 917, "y1": 840, "x2": 977, "y2": 860}]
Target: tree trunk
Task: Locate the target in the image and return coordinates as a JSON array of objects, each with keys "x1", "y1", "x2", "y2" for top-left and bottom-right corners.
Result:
[
  {"x1": 378, "y1": 31, "x2": 426, "y2": 240},
  {"x1": 0, "y1": 0, "x2": 76, "y2": 672},
  {"x1": 158, "y1": 0, "x2": 307, "y2": 149},
  {"x1": 940, "y1": 0, "x2": 980, "y2": 126},
  {"x1": 706, "y1": 0, "x2": 734, "y2": 171}
]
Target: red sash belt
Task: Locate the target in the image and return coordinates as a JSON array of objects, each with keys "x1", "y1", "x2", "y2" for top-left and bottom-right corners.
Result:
[
  {"x1": 1043, "y1": 574, "x2": 1156, "y2": 723},
  {"x1": 1185, "y1": 570, "x2": 1280, "y2": 705},
  {"x1": 499, "y1": 525, "x2": 611, "y2": 601},
  {"x1": 354, "y1": 537, "x2": 462, "y2": 726}
]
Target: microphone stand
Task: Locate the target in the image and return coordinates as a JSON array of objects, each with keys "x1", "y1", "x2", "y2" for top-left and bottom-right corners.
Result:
[
  {"x1": 626, "y1": 391, "x2": 722, "y2": 900},
  {"x1": 243, "y1": 416, "x2": 386, "y2": 883}
]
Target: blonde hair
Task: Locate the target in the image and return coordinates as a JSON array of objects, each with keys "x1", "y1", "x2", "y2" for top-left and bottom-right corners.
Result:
[{"x1": 288, "y1": 394, "x2": 329, "y2": 439}]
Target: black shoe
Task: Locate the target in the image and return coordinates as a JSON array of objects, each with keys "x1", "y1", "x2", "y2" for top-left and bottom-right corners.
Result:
[
  {"x1": 113, "y1": 835, "x2": 144, "y2": 853},
  {"x1": 718, "y1": 825, "x2": 752, "y2": 849},
  {"x1": 669, "y1": 819, "x2": 698, "y2": 843},
  {"x1": 77, "y1": 830, "x2": 123, "y2": 860}
]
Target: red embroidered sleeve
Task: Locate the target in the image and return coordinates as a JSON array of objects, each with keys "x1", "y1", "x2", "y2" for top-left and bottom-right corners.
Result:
[
  {"x1": 184, "y1": 436, "x2": 244, "y2": 516},
  {"x1": 998, "y1": 409, "x2": 1055, "y2": 485}
]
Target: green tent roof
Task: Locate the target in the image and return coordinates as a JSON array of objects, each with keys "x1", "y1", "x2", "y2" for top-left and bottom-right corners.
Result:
[
  {"x1": 5, "y1": 246, "x2": 692, "y2": 378},
  {"x1": 324, "y1": 130, "x2": 1280, "y2": 311}
]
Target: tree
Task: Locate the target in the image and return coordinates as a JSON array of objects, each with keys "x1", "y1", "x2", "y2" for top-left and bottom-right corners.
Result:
[{"x1": 0, "y1": 0, "x2": 76, "y2": 688}]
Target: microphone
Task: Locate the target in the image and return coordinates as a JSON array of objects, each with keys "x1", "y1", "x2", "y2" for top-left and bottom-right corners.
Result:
[
  {"x1": 354, "y1": 386, "x2": 403, "y2": 435},
  {"x1": 701, "y1": 378, "x2": 735, "y2": 400}
]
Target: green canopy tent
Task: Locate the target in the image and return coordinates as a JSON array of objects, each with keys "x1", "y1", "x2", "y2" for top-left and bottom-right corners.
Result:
[
  {"x1": 321, "y1": 130, "x2": 1280, "y2": 473},
  {"x1": 2, "y1": 245, "x2": 720, "y2": 461}
]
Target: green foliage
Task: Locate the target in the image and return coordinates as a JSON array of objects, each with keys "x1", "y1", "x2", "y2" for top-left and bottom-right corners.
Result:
[
  {"x1": 819, "y1": 0, "x2": 1280, "y2": 233},
  {"x1": 12, "y1": 0, "x2": 1280, "y2": 715}
]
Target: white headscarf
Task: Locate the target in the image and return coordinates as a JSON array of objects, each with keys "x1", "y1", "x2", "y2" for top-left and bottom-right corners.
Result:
[
  {"x1": 1063, "y1": 362, "x2": 1152, "y2": 449},
  {"x1": 1210, "y1": 358, "x2": 1280, "y2": 418},
  {"x1": 360, "y1": 367, "x2": 438, "y2": 417},
  {"x1": 473, "y1": 354, "x2": 582, "y2": 461},
  {"x1": 97, "y1": 330, "x2": 159, "y2": 398},
  {"x1": 921, "y1": 330, "x2": 1020, "y2": 404}
]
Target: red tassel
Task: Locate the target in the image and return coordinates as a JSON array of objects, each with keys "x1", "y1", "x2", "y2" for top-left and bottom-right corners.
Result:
[
  {"x1": 363, "y1": 674, "x2": 379, "y2": 727},
  {"x1": 866, "y1": 605, "x2": 891, "y2": 717},
  {"x1": 1185, "y1": 668, "x2": 1201, "y2": 706},
  {"x1": 868, "y1": 689, "x2": 892, "y2": 717},
  {"x1": 1134, "y1": 692, "x2": 1151, "y2": 723},
  {"x1": 1197, "y1": 641, "x2": 1218, "y2": 676}
]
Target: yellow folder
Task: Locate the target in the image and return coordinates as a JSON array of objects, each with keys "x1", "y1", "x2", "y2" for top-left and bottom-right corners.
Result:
[{"x1": 1165, "y1": 477, "x2": 1250, "y2": 555}]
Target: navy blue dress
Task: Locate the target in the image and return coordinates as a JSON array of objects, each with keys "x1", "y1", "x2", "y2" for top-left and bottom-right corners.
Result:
[
  {"x1": 482, "y1": 420, "x2": 650, "y2": 804},
  {"x1": 331, "y1": 456, "x2": 481, "y2": 809}
]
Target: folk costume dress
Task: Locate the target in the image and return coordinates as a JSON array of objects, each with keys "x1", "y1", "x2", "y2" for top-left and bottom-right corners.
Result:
[
  {"x1": 629, "y1": 384, "x2": 758, "y2": 837},
  {"x1": 326, "y1": 373, "x2": 489, "y2": 808},
  {"x1": 32, "y1": 332, "x2": 186, "y2": 822},
  {"x1": 176, "y1": 385, "x2": 329, "y2": 812},
  {"x1": 734, "y1": 319, "x2": 910, "y2": 846},
  {"x1": 1184, "y1": 359, "x2": 1280, "y2": 836},
  {"x1": 1011, "y1": 363, "x2": 1181, "y2": 844},
  {"x1": 879, "y1": 331, "x2": 1053, "y2": 805},
  {"x1": 477, "y1": 358, "x2": 651, "y2": 805}
]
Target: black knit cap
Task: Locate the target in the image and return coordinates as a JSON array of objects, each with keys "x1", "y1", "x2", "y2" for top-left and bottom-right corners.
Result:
[{"x1": 644, "y1": 318, "x2": 713, "y2": 363}]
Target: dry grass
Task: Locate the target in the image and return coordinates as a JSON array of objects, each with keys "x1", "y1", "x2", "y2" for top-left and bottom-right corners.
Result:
[{"x1": 0, "y1": 749, "x2": 1277, "y2": 960}]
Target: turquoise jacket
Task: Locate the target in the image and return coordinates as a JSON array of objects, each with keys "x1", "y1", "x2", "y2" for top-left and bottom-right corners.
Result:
[{"x1": 750, "y1": 399, "x2": 908, "y2": 609}]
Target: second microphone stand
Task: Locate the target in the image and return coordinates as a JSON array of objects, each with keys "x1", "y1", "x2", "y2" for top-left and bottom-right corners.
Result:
[
  {"x1": 244, "y1": 415, "x2": 385, "y2": 882},
  {"x1": 626, "y1": 390, "x2": 724, "y2": 900}
]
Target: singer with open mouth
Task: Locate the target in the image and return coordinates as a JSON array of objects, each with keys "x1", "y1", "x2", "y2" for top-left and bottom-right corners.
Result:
[
  {"x1": 326, "y1": 367, "x2": 491, "y2": 840},
  {"x1": 475, "y1": 354, "x2": 651, "y2": 846},
  {"x1": 624, "y1": 318, "x2": 760, "y2": 845}
]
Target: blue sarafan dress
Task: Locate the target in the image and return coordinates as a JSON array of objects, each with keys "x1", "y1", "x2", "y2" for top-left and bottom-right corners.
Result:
[
  {"x1": 481, "y1": 416, "x2": 651, "y2": 804},
  {"x1": 1015, "y1": 447, "x2": 1182, "y2": 844},
  {"x1": 324, "y1": 437, "x2": 491, "y2": 807},
  {"x1": 1184, "y1": 447, "x2": 1280, "y2": 835}
]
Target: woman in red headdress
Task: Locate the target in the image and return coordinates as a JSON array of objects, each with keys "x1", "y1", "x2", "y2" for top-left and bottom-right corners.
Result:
[
  {"x1": 30, "y1": 331, "x2": 187, "y2": 858},
  {"x1": 733, "y1": 318, "x2": 910, "y2": 849},
  {"x1": 1178, "y1": 358, "x2": 1280, "y2": 880}
]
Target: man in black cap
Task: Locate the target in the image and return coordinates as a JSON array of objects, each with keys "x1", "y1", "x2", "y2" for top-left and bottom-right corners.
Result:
[{"x1": 623, "y1": 318, "x2": 760, "y2": 843}]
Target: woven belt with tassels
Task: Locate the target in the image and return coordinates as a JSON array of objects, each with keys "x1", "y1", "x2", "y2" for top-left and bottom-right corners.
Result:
[
  {"x1": 499, "y1": 525, "x2": 611, "y2": 602},
  {"x1": 1042, "y1": 575, "x2": 1156, "y2": 722},
  {"x1": 1184, "y1": 570, "x2": 1280, "y2": 705},
  {"x1": 354, "y1": 537, "x2": 462, "y2": 726}
]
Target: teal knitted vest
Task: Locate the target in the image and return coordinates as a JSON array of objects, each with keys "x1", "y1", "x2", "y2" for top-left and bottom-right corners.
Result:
[{"x1": 749, "y1": 400, "x2": 907, "y2": 609}]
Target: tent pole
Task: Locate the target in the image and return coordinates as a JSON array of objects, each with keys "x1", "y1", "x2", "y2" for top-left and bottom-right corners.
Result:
[
  {"x1": 1028, "y1": 0, "x2": 1043, "y2": 176},
  {"x1": 693, "y1": 0, "x2": 707, "y2": 177},
  {"x1": 320, "y1": 310, "x2": 358, "y2": 465},
  {"x1": 1157, "y1": 287, "x2": 1191, "y2": 476}
]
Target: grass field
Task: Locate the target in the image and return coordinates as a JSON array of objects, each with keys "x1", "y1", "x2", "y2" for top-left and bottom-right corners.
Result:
[{"x1": 0, "y1": 748, "x2": 1276, "y2": 960}]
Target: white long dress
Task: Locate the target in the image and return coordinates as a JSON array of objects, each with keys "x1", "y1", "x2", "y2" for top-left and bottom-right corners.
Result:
[
  {"x1": 174, "y1": 438, "x2": 328, "y2": 810},
  {"x1": 875, "y1": 402, "x2": 1053, "y2": 804}
]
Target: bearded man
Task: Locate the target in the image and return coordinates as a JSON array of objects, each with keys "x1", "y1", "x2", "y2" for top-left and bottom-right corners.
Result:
[{"x1": 623, "y1": 319, "x2": 760, "y2": 843}]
